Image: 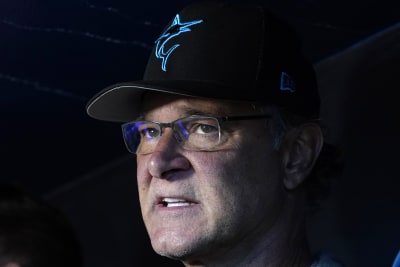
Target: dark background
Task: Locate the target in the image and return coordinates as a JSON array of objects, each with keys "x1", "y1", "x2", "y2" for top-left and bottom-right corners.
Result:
[
  {"x1": 1, "y1": 0, "x2": 399, "y2": 196},
  {"x1": 0, "y1": 0, "x2": 400, "y2": 197},
  {"x1": 1, "y1": 1, "x2": 400, "y2": 266}
]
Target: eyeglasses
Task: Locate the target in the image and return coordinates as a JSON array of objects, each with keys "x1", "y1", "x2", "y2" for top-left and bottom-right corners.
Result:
[{"x1": 121, "y1": 114, "x2": 271, "y2": 155}]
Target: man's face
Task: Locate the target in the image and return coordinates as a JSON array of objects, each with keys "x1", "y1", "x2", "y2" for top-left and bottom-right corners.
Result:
[{"x1": 136, "y1": 92, "x2": 287, "y2": 263}]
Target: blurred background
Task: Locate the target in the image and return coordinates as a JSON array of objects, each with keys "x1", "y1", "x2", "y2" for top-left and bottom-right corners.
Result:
[{"x1": 1, "y1": 0, "x2": 399, "y2": 266}]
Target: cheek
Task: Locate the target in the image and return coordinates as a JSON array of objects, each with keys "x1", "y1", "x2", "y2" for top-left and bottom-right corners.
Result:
[
  {"x1": 136, "y1": 158, "x2": 146, "y2": 181},
  {"x1": 136, "y1": 157, "x2": 151, "y2": 199},
  {"x1": 193, "y1": 151, "x2": 261, "y2": 209},
  {"x1": 136, "y1": 155, "x2": 152, "y2": 181},
  {"x1": 197, "y1": 146, "x2": 284, "y2": 213}
]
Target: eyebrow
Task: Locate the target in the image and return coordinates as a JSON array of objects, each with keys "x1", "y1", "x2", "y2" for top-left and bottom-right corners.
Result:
[
  {"x1": 140, "y1": 106, "x2": 223, "y2": 121},
  {"x1": 178, "y1": 107, "x2": 219, "y2": 117}
]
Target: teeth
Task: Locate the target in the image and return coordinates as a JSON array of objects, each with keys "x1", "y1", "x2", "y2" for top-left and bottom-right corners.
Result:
[
  {"x1": 167, "y1": 202, "x2": 191, "y2": 207},
  {"x1": 161, "y1": 198, "x2": 193, "y2": 207}
]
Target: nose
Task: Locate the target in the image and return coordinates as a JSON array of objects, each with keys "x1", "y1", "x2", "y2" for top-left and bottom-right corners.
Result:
[{"x1": 147, "y1": 129, "x2": 191, "y2": 179}]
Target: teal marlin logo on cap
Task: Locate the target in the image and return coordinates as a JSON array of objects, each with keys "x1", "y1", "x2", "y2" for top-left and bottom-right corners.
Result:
[{"x1": 155, "y1": 14, "x2": 203, "y2": 72}]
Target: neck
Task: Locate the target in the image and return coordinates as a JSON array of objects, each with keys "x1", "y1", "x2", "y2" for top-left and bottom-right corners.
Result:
[
  {"x1": 183, "y1": 195, "x2": 313, "y2": 267},
  {"x1": 238, "y1": 219, "x2": 312, "y2": 267}
]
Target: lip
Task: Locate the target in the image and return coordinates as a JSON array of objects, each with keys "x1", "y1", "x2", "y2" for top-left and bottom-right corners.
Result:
[{"x1": 155, "y1": 195, "x2": 199, "y2": 209}]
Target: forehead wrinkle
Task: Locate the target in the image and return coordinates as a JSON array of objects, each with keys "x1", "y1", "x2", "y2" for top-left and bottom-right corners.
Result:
[
  {"x1": 143, "y1": 103, "x2": 219, "y2": 122},
  {"x1": 141, "y1": 92, "x2": 258, "y2": 120}
]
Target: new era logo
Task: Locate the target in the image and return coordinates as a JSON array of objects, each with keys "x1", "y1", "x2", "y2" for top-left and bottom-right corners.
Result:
[{"x1": 280, "y1": 72, "x2": 296, "y2": 93}]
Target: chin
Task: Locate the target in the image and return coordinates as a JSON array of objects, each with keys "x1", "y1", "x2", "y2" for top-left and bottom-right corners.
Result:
[
  {"x1": 153, "y1": 243, "x2": 190, "y2": 260},
  {"x1": 150, "y1": 235, "x2": 204, "y2": 261}
]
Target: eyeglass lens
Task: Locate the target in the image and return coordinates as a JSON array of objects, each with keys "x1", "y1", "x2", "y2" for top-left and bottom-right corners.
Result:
[{"x1": 122, "y1": 116, "x2": 222, "y2": 154}]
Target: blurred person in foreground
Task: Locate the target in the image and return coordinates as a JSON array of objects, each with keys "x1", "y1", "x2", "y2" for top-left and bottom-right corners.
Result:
[
  {"x1": 0, "y1": 182, "x2": 82, "y2": 267},
  {"x1": 86, "y1": 1, "x2": 344, "y2": 266}
]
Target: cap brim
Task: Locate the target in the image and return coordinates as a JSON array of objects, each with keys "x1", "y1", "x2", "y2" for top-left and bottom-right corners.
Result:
[{"x1": 86, "y1": 80, "x2": 258, "y2": 122}]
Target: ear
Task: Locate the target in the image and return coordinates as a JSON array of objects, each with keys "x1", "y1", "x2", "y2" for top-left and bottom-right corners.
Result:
[{"x1": 281, "y1": 123, "x2": 323, "y2": 190}]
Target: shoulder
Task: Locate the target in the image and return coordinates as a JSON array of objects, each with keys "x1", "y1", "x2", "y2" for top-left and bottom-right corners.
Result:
[{"x1": 311, "y1": 252, "x2": 345, "y2": 267}]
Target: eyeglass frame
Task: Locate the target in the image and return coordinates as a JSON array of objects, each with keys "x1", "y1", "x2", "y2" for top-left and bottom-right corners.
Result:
[{"x1": 121, "y1": 114, "x2": 271, "y2": 155}]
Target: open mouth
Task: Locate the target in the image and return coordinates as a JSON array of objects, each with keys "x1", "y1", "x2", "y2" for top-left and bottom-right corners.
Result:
[{"x1": 160, "y1": 197, "x2": 196, "y2": 208}]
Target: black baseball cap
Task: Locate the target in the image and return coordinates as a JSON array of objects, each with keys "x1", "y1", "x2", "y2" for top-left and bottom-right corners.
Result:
[{"x1": 86, "y1": 0, "x2": 320, "y2": 122}]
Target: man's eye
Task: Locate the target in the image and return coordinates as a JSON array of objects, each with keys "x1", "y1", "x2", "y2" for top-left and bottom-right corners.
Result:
[
  {"x1": 141, "y1": 127, "x2": 160, "y2": 139},
  {"x1": 193, "y1": 123, "x2": 218, "y2": 134}
]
